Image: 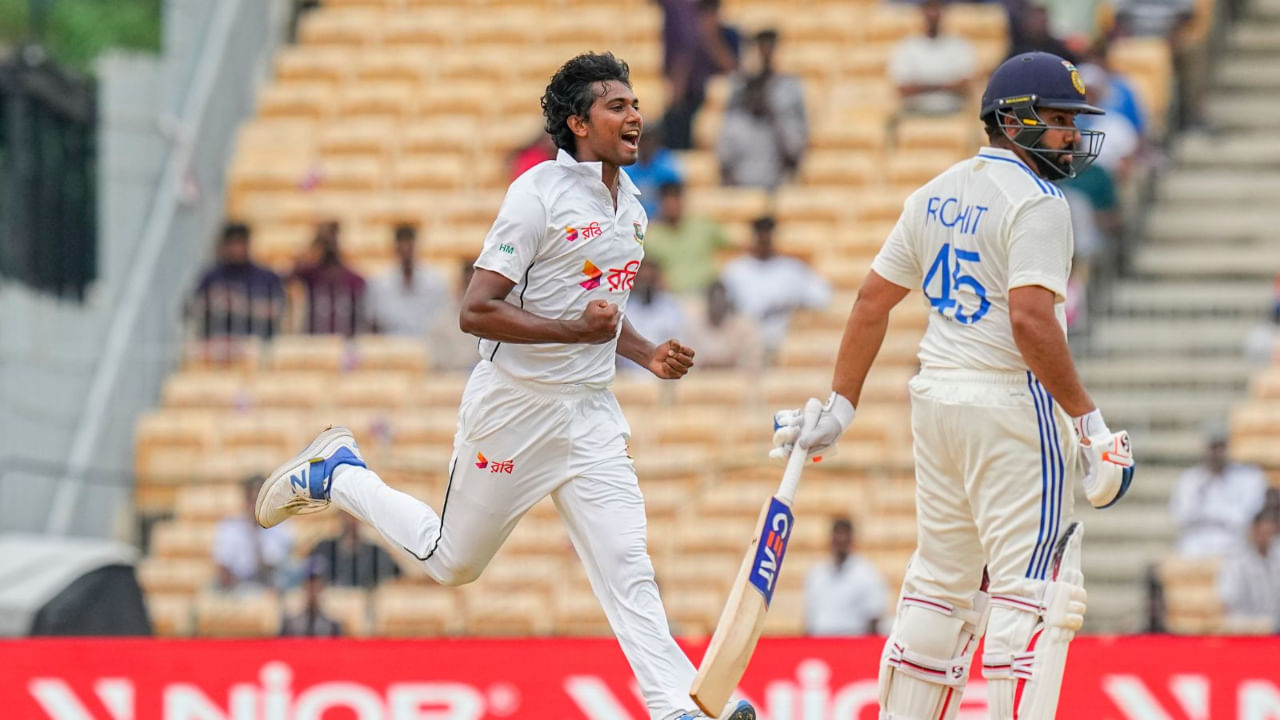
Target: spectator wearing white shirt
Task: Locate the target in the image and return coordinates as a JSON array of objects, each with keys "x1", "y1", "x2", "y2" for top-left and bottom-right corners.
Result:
[
  {"x1": 213, "y1": 475, "x2": 295, "y2": 592},
  {"x1": 620, "y1": 261, "x2": 687, "y2": 373},
  {"x1": 366, "y1": 225, "x2": 449, "y2": 336},
  {"x1": 888, "y1": 0, "x2": 977, "y2": 116},
  {"x1": 805, "y1": 517, "x2": 889, "y2": 636},
  {"x1": 1218, "y1": 511, "x2": 1280, "y2": 632},
  {"x1": 1170, "y1": 425, "x2": 1268, "y2": 558},
  {"x1": 720, "y1": 216, "x2": 831, "y2": 357}
]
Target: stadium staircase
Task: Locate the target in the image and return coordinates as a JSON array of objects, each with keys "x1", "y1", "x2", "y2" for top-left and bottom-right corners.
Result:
[
  {"x1": 134, "y1": 0, "x2": 1183, "y2": 638},
  {"x1": 1075, "y1": 0, "x2": 1279, "y2": 632}
]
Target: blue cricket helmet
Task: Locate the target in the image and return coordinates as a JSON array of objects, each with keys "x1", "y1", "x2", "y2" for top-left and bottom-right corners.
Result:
[
  {"x1": 979, "y1": 52, "x2": 1105, "y2": 180},
  {"x1": 981, "y1": 51, "x2": 1105, "y2": 119}
]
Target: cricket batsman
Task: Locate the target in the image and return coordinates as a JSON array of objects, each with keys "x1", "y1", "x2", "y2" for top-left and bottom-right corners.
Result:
[{"x1": 772, "y1": 52, "x2": 1137, "y2": 719}]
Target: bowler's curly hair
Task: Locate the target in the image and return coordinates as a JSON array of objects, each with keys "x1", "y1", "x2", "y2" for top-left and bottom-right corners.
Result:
[{"x1": 541, "y1": 52, "x2": 632, "y2": 154}]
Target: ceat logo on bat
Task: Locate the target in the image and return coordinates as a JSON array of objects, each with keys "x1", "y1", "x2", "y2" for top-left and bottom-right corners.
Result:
[
  {"x1": 748, "y1": 498, "x2": 793, "y2": 607},
  {"x1": 475, "y1": 453, "x2": 488, "y2": 470},
  {"x1": 580, "y1": 260, "x2": 603, "y2": 290}
]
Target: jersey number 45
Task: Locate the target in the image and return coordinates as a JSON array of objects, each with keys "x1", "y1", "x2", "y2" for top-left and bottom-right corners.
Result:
[{"x1": 924, "y1": 243, "x2": 990, "y2": 325}]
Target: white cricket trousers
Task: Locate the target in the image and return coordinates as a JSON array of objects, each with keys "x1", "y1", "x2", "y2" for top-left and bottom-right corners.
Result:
[
  {"x1": 330, "y1": 360, "x2": 700, "y2": 720},
  {"x1": 904, "y1": 368, "x2": 1082, "y2": 603}
]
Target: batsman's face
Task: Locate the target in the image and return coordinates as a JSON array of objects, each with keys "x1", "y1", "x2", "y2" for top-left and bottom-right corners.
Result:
[
  {"x1": 579, "y1": 80, "x2": 643, "y2": 167},
  {"x1": 1037, "y1": 108, "x2": 1082, "y2": 171}
]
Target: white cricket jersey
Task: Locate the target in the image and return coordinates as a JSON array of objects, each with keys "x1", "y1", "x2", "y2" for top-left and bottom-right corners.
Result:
[
  {"x1": 872, "y1": 146, "x2": 1074, "y2": 372},
  {"x1": 473, "y1": 149, "x2": 647, "y2": 387}
]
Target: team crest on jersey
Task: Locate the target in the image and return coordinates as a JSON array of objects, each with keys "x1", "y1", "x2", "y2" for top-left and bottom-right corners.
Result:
[{"x1": 632, "y1": 221, "x2": 645, "y2": 244}]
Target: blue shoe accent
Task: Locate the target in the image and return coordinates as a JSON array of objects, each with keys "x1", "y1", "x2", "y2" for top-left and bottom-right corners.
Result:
[
  {"x1": 677, "y1": 701, "x2": 755, "y2": 720},
  {"x1": 307, "y1": 446, "x2": 366, "y2": 500}
]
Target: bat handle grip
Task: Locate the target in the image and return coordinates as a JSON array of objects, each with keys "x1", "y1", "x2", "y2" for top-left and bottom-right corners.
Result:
[{"x1": 777, "y1": 397, "x2": 823, "y2": 504}]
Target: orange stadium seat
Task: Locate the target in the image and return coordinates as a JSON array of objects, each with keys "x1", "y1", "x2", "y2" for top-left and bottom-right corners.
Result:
[
  {"x1": 174, "y1": 485, "x2": 243, "y2": 522},
  {"x1": 298, "y1": 8, "x2": 387, "y2": 46},
  {"x1": 275, "y1": 46, "x2": 352, "y2": 84},
  {"x1": 552, "y1": 584, "x2": 612, "y2": 635},
  {"x1": 256, "y1": 81, "x2": 334, "y2": 119},
  {"x1": 195, "y1": 591, "x2": 282, "y2": 637},
  {"x1": 149, "y1": 521, "x2": 218, "y2": 560},
  {"x1": 318, "y1": 117, "x2": 398, "y2": 157},
  {"x1": 465, "y1": 589, "x2": 553, "y2": 635},
  {"x1": 137, "y1": 557, "x2": 216, "y2": 595},
  {"x1": 942, "y1": 3, "x2": 1009, "y2": 43},
  {"x1": 147, "y1": 593, "x2": 194, "y2": 637},
  {"x1": 372, "y1": 583, "x2": 459, "y2": 636},
  {"x1": 355, "y1": 47, "x2": 433, "y2": 84}
]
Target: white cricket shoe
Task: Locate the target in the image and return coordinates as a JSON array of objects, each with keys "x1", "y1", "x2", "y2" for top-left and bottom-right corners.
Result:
[{"x1": 255, "y1": 426, "x2": 366, "y2": 528}]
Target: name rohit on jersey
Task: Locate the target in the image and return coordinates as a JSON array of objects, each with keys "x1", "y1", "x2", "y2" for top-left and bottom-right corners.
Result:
[{"x1": 925, "y1": 197, "x2": 990, "y2": 236}]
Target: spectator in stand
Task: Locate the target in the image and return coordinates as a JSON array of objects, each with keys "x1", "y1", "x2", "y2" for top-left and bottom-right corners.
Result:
[
  {"x1": 721, "y1": 216, "x2": 831, "y2": 358},
  {"x1": 1170, "y1": 423, "x2": 1269, "y2": 558},
  {"x1": 508, "y1": 132, "x2": 557, "y2": 181},
  {"x1": 190, "y1": 222, "x2": 285, "y2": 339},
  {"x1": 280, "y1": 558, "x2": 344, "y2": 637},
  {"x1": 1008, "y1": 5, "x2": 1077, "y2": 62},
  {"x1": 657, "y1": 0, "x2": 740, "y2": 150},
  {"x1": 684, "y1": 280, "x2": 764, "y2": 371},
  {"x1": 213, "y1": 475, "x2": 295, "y2": 593},
  {"x1": 1083, "y1": 40, "x2": 1149, "y2": 137},
  {"x1": 628, "y1": 124, "x2": 684, "y2": 218},
  {"x1": 643, "y1": 181, "x2": 730, "y2": 296},
  {"x1": 1112, "y1": 0, "x2": 1207, "y2": 130},
  {"x1": 291, "y1": 221, "x2": 367, "y2": 336},
  {"x1": 309, "y1": 512, "x2": 403, "y2": 589},
  {"x1": 717, "y1": 74, "x2": 806, "y2": 188},
  {"x1": 366, "y1": 225, "x2": 449, "y2": 336},
  {"x1": 1218, "y1": 511, "x2": 1280, "y2": 632},
  {"x1": 888, "y1": 0, "x2": 978, "y2": 116},
  {"x1": 618, "y1": 261, "x2": 686, "y2": 373},
  {"x1": 804, "y1": 517, "x2": 889, "y2": 636}
]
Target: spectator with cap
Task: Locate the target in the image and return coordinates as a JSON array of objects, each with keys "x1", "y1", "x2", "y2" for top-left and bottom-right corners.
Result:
[
  {"x1": 190, "y1": 222, "x2": 286, "y2": 340},
  {"x1": 366, "y1": 224, "x2": 449, "y2": 336},
  {"x1": 1170, "y1": 422, "x2": 1269, "y2": 558},
  {"x1": 720, "y1": 216, "x2": 831, "y2": 358},
  {"x1": 642, "y1": 181, "x2": 731, "y2": 296},
  {"x1": 804, "y1": 517, "x2": 889, "y2": 636},
  {"x1": 1218, "y1": 511, "x2": 1280, "y2": 632},
  {"x1": 888, "y1": 0, "x2": 978, "y2": 116},
  {"x1": 279, "y1": 558, "x2": 344, "y2": 637}
]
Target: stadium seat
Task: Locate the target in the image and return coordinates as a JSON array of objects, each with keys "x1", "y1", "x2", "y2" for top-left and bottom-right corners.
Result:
[
  {"x1": 372, "y1": 583, "x2": 459, "y2": 636},
  {"x1": 552, "y1": 583, "x2": 612, "y2": 635},
  {"x1": 256, "y1": 81, "x2": 334, "y2": 120},
  {"x1": 195, "y1": 591, "x2": 282, "y2": 637},
  {"x1": 318, "y1": 118, "x2": 398, "y2": 157},
  {"x1": 137, "y1": 557, "x2": 216, "y2": 595},
  {"x1": 147, "y1": 593, "x2": 194, "y2": 637},
  {"x1": 149, "y1": 521, "x2": 218, "y2": 559},
  {"x1": 464, "y1": 589, "x2": 552, "y2": 635},
  {"x1": 275, "y1": 46, "x2": 352, "y2": 84},
  {"x1": 298, "y1": 8, "x2": 387, "y2": 46}
]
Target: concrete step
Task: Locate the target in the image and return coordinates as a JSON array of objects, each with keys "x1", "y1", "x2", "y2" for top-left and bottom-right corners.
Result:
[
  {"x1": 1078, "y1": 356, "x2": 1254, "y2": 390},
  {"x1": 1088, "y1": 387, "x2": 1236, "y2": 428},
  {"x1": 1126, "y1": 428, "x2": 1214, "y2": 465},
  {"x1": 1089, "y1": 317, "x2": 1256, "y2": 353},
  {"x1": 1230, "y1": 23, "x2": 1280, "y2": 53},
  {"x1": 1174, "y1": 133, "x2": 1280, "y2": 169},
  {"x1": 1081, "y1": 503, "x2": 1177, "y2": 544},
  {"x1": 1130, "y1": 242, "x2": 1280, "y2": 280},
  {"x1": 1206, "y1": 94, "x2": 1280, "y2": 130},
  {"x1": 1217, "y1": 56, "x2": 1280, "y2": 90},
  {"x1": 1156, "y1": 171, "x2": 1280, "y2": 206},
  {"x1": 1253, "y1": 0, "x2": 1280, "y2": 21},
  {"x1": 1084, "y1": 583, "x2": 1148, "y2": 633},
  {"x1": 1143, "y1": 210, "x2": 1280, "y2": 245},
  {"x1": 1107, "y1": 280, "x2": 1272, "y2": 317}
]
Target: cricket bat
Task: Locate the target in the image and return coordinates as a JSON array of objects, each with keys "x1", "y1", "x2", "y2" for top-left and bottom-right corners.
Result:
[{"x1": 690, "y1": 399, "x2": 821, "y2": 716}]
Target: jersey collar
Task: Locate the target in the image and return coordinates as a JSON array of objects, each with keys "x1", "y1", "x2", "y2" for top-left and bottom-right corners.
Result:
[
  {"x1": 976, "y1": 146, "x2": 1032, "y2": 170},
  {"x1": 555, "y1": 148, "x2": 642, "y2": 197}
]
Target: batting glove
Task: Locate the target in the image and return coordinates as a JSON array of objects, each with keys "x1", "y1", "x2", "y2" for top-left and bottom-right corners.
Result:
[
  {"x1": 1080, "y1": 429, "x2": 1136, "y2": 508},
  {"x1": 770, "y1": 391, "x2": 856, "y2": 463}
]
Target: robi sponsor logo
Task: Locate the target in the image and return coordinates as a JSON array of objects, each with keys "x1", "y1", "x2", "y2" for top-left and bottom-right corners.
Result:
[
  {"x1": 580, "y1": 260, "x2": 604, "y2": 290},
  {"x1": 476, "y1": 452, "x2": 514, "y2": 474}
]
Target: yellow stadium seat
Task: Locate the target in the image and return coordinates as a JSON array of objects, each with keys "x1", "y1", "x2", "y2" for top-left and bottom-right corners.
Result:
[
  {"x1": 355, "y1": 47, "x2": 433, "y2": 84},
  {"x1": 761, "y1": 588, "x2": 806, "y2": 635},
  {"x1": 352, "y1": 336, "x2": 430, "y2": 373},
  {"x1": 137, "y1": 557, "x2": 216, "y2": 595},
  {"x1": 257, "y1": 81, "x2": 335, "y2": 119},
  {"x1": 334, "y1": 370, "x2": 415, "y2": 409},
  {"x1": 321, "y1": 587, "x2": 372, "y2": 636},
  {"x1": 659, "y1": 553, "x2": 741, "y2": 596},
  {"x1": 552, "y1": 584, "x2": 612, "y2": 635},
  {"x1": 318, "y1": 117, "x2": 398, "y2": 157},
  {"x1": 229, "y1": 150, "x2": 314, "y2": 193},
  {"x1": 269, "y1": 335, "x2": 349, "y2": 372},
  {"x1": 504, "y1": 517, "x2": 572, "y2": 555},
  {"x1": 896, "y1": 114, "x2": 978, "y2": 154},
  {"x1": 942, "y1": 3, "x2": 1009, "y2": 42},
  {"x1": 677, "y1": 150, "x2": 719, "y2": 188},
  {"x1": 401, "y1": 117, "x2": 483, "y2": 154},
  {"x1": 314, "y1": 155, "x2": 385, "y2": 191},
  {"x1": 195, "y1": 591, "x2": 282, "y2": 637},
  {"x1": 250, "y1": 371, "x2": 332, "y2": 409},
  {"x1": 147, "y1": 593, "x2": 194, "y2": 636},
  {"x1": 162, "y1": 372, "x2": 247, "y2": 408},
  {"x1": 866, "y1": 4, "x2": 924, "y2": 44},
  {"x1": 149, "y1": 520, "x2": 218, "y2": 559},
  {"x1": 419, "y1": 83, "x2": 497, "y2": 118},
  {"x1": 663, "y1": 587, "x2": 724, "y2": 638},
  {"x1": 174, "y1": 484, "x2": 243, "y2": 522},
  {"x1": 275, "y1": 46, "x2": 353, "y2": 84},
  {"x1": 392, "y1": 154, "x2": 469, "y2": 191},
  {"x1": 220, "y1": 410, "x2": 307, "y2": 454},
  {"x1": 674, "y1": 371, "x2": 751, "y2": 405},
  {"x1": 298, "y1": 8, "x2": 387, "y2": 46},
  {"x1": 689, "y1": 187, "x2": 771, "y2": 224},
  {"x1": 464, "y1": 588, "x2": 552, "y2": 635},
  {"x1": 337, "y1": 80, "x2": 418, "y2": 120},
  {"x1": 383, "y1": 9, "x2": 463, "y2": 46},
  {"x1": 236, "y1": 118, "x2": 317, "y2": 153},
  {"x1": 801, "y1": 152, "x2": 878, "y2": 188},
  {"x1": 373, "y1": 583, "x2": 459, "y2": 636}
]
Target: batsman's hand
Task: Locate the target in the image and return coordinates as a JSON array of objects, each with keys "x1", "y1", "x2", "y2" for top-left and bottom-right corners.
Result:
[
  {"x1": 646, "y1": 339, "x2": 694, "y2": 379},
  {"x1": 769, "y1": 391, "x2": 856, "y2": 463},
  {"x1": 1080, "y1": 430, "x2": 1135, "y2": 508},
  {"x1": 571, "y1": 300, "x2": 620, "y2": 344}
]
